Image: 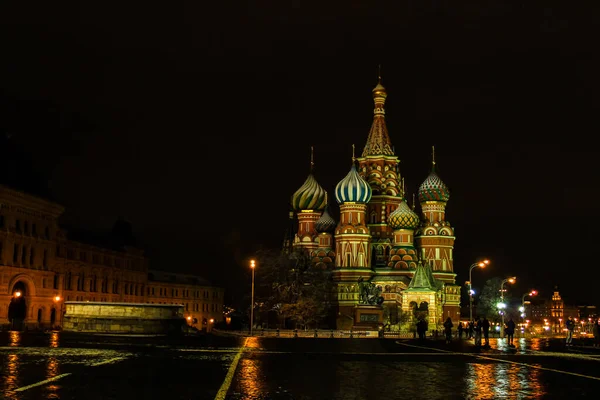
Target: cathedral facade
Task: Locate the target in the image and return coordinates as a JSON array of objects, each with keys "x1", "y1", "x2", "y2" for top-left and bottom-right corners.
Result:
[{"x1": 290, "y1": 78, "x2": 461, "y2": 331}]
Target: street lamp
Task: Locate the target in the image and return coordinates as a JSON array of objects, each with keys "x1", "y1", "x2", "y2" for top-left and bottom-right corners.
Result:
[
  {"x1": 14, "y1": 291, "x2": 22, "y2": 298},
  {"x1": 53, "y1": 295, "x2": 62, "y2": 329},
  {"x1": 250, "y1": 259, "x2": 256, "y2": 336},
  {"x1": 468, "y1": 260, "x2": 490, "y2": 322},
  {"x1": 500, "y1": 277, "x2": 516, "y2": 336},
  {"x1": 520, "y1": 290, "x2": 537, "y2": 336}
]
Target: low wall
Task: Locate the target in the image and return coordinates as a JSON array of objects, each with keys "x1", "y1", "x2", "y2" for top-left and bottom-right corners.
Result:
[{"x1": 63, "y1": 302, "x2": 185, "y2": 335}]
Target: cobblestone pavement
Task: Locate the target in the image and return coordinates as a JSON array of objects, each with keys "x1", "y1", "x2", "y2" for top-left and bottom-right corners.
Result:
[{"x1": 2, "y1": 331, "x2": 600, "y2": 399}]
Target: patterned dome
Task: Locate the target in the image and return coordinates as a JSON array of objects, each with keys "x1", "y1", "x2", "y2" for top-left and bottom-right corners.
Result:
[
  {"x1": 335, "y1": 165, "x2": 372, "y2": 204},
  {"x1": 315, "y1": 208, "x2": 336, "y2": 233},
  {"x1": 291, "y1": 173, "x2": 327, "y2": 211},
  {"x1": 418, "y1": 170, "x2": 450, "y2": 203},
  {"x1": 388, "y1": 200, "x2": 420, "y2": 230}
]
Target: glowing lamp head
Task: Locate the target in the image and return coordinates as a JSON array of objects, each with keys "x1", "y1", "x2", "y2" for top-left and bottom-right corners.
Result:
[
  {"x1": 519, "y1": 306, "x2": 525, "y2": 312},
  {"x1": 54, "y1": 296, "x2": 61, "y2": 302},
  {"x1": 209, "y1": 318, "x2": 214, "y2": 323},
  {"x1": 250, "y1": 259, "x2": 256, "y2": 269},
  {"x1": 530, "y1": 290, "x2": 538, "y2": 296},
  {"x1": 497, "y1": 302, "x2": 506, "y2": 309},
  {"x1": 14, "y1": 291, "x2": 22, "y2": 298},
  {"x1": 508, "y1": 277, "x2": 516, "y2": 284},
  {"x1": 187, "y1": 316, "x2": 192, "y2": 321}
]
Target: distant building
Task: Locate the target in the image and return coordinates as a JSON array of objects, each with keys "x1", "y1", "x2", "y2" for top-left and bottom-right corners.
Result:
[
  {"x1": 529, "y1": 288, "x2": 579, "y2": 333},
  {"x1": 0, "y1": 184, "x2": 223, "y2": 330},
  {"x1": 147, "y1": 270, "x2": 224, "y2": 329}
]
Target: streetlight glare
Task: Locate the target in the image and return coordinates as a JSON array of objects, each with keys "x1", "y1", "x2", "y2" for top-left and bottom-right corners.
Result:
[
  {"x1": 508, "y1": 277, "x2": 516, "y2": 283},
  {"x1": 14, "y1": 291, "x2": 22, "y2": 298},
  {"x1": 250, "y1": 259, "x2": 256, "y2": 269},
  {"x1": 530, "y1": 290, "x2": 538, "y2": 296},
  {"x1": 54, "y1": 296, "x2": 61, "y2": 302}
]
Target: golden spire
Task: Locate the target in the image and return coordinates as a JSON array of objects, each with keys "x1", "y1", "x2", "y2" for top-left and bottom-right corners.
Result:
[
  {"x1": 412, "y1": 193, "x2": 416, "y2": 210},
  {"x1": 310, "y1": 146, "x2": 314, "y2": 171},
  {"x1": 432, "y1": 145, "x2": 436, "y2": 168},
  {"x1": 325, "y1": 191, "x2": 328, "y2": 206},
  {"x1": 362, "y1": 66, "x2": 393, "y2": 157},
  {"x1": 352, "y1": 144, "x2": 356, "y2": 163}
]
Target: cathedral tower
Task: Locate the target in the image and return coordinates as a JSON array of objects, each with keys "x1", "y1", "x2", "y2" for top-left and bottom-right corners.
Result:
[
  {"x1": 415, "y1": 147, "x2": 456, "y2": 284},
  {"x1": 311, "y1": 208, "x2": 336, "y2": 269},
  {"x1": 355, "y1": 74, "x2": 403, "y2": 267},
  {"x1": 332, "y1": 153, "x2": 373, "y2": 327},
  {"x1": 291, "y1": 149, "x2": 327, "y2": 253}
]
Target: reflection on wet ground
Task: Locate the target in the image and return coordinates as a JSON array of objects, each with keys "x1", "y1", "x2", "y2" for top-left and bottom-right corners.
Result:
[{"x1": 2, "y1": 331, "x2": 600, "y2": 399}]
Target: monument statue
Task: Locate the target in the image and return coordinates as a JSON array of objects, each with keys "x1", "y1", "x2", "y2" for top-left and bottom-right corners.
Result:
[{"x1": 357, "y1": 277, "x2": 384, "y2": 306}]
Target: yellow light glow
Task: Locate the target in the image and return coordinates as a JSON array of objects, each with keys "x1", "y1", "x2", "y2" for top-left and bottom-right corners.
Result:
[
  {"x1": 187, "y1": 316, "x2": 192, "y2": 321},
  {"x1": 54, "y1": 296, "x2": 61, "y2": 302},
  {"x1": 250, "y1": 259, "x2": 256, "y2": 269},
  {"x1": 14, "y1": 291, "x2": 21, "y2": 298},
  {"x1": 209, "y1": 318, "x2": 214, "y2": 323}
]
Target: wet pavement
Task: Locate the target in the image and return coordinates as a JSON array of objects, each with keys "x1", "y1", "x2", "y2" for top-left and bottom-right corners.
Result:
[{"x1": 2, "y1": 331, "x2": 600, "y2": 399}]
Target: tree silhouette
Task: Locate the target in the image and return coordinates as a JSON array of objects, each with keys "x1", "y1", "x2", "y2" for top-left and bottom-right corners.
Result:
[{"x1": 254, "y1": 248, "x2": 333, "y2": 329}]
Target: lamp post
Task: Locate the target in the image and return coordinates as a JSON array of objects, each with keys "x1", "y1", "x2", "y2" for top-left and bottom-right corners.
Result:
[
  {"x1": 250, "y1": 259, "x2": 256, "y2": 336},
  {"x1": 53, "y1": 296, "x2": 62, "y2": 329},
  {"x1": 468, "y1": 260, "x2": 490, "y2": 322},
  {"x1": 520, "y1": 290, "x2": 537, "y2": 337},
  {"x1": 499, "y1": 277, "x2": 516, "y2": 336}
]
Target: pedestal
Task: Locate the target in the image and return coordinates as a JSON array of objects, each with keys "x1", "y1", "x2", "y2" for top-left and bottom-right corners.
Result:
[{"x1": 353, "y1": 305, "x2": 384, "y2": 330}]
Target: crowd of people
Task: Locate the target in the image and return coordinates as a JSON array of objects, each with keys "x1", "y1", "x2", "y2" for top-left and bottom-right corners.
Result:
[{"x1": 416, "y1": 315, "x2": 600, "y2": 348}]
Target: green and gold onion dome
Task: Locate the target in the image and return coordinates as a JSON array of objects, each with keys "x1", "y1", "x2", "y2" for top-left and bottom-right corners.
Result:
[
  {"x1": 291, "y1": 173, "x2": 327, "y2": 211},
  {"x1": 418, "y1": 169, "x2": 450, "y2": 203},
  {"x1": 335, "y1": 165, "x2": 372, "y2": 204},
  {"x1": 388, "y1": 200, "x2": 420, "y2": 230},
  {"x1": 315, "y1": 208, "x2": 336, "y2": 233}
]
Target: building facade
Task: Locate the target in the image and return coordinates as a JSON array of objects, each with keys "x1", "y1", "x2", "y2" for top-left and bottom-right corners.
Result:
[
  {"x1": 0, "y1": 184, "x2": 223, "y2": 330},
  {"x1": 289, "y1": 77, "x2": 460, "y2": 331}
]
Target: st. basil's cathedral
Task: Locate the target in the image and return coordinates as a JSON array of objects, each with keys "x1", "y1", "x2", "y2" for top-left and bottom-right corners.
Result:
[{"x1": 289, "y1": 77, "x2": 461, "y2": 332}]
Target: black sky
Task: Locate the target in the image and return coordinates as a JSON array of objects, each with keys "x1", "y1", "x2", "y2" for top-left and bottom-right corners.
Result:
[{"x1": 1, "y1": 2, "x2": 599, "y2": 307}]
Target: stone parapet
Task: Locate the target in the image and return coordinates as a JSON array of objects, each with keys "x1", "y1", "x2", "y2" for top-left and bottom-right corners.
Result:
[{"x1": 63, "y1": 302, "x2": 185, "y2": 334}]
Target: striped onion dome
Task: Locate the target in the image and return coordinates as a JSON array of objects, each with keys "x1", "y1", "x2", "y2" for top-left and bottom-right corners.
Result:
[
  {"x1": 418, "y1": 169, "x2": 450, "y2": 203},
  {"x1": 291, "y1": 173, "x2": 327, "y2": 211},
  {"x1": 315, "y1": 208, "x2": 336, "y2": 233},
  {"x1": 335, "y1": 165, "x2": 372, "y2": 204},
  {"x1": 388, "y1": 200, "x2": 420, "y2": 230}
]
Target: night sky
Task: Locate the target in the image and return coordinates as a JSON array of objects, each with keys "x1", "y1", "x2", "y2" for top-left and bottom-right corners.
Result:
[{"x1": 1, "y1": 2, "x2": 599, "y2": 307}]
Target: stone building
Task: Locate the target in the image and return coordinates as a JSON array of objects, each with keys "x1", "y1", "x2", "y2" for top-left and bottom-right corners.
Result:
[
  {"x1": 289, "y1": 76, "x2": 461, "y2": 331},
  {"x1": 0, "y1": 184, "x2": 223, "y2": 330}
]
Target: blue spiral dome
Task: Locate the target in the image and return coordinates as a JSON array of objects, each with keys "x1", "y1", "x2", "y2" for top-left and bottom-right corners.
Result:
[{"x1": 335, "y1": 165, "x2": 372, "y2": 204}]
